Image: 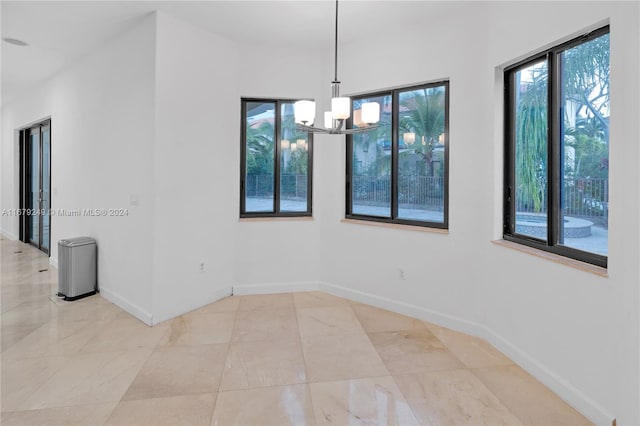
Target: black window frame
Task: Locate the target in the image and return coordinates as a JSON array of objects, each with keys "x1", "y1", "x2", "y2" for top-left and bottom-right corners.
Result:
[
  {"x1": 240, "y1": 97, "x2": 313, "y2": 218},
  {"x1": 346, "y1": 81, "x2": 450, "y2": 229},
  {"x1": 503, "y1": 26, "x2": 609, "y2": 268}
]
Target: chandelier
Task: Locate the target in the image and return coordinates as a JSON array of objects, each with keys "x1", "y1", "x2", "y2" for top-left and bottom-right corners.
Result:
[{"x1": 294, "y1": 0, "x2": 380, "y2": 134}]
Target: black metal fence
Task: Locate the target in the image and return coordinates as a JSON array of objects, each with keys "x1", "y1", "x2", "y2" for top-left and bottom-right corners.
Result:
[
  {"x1": 247, "y1": 174, "x2": 607, "y2": 224},
  {"x1": 352, "y1": 175, "x2": 444, "y2": 208},
  {"x1": 246, "y1": 174, "x2": 307, "y2": 200},
  {"x1": 516, "y1": 177, "x2": 608, "y2": 226}
]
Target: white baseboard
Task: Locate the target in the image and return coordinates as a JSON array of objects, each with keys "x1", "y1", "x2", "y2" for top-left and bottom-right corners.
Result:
[
  {"x1": 0, "y1": 229, "x2": 19, "y2": 240},
  {"x1": 151, "y1": 286, "x2": 233, "y2": 325},
  {"x1": 319, "y1": 281, "x2": 613, "y2": 426},
  {"x1": 232, "y1": 281, "x2": 321, "y2": 295},
  {"x1": 320, "y1": 282, "x2": 481, "y2": 336},
  {"x1": 99, "y1": 286, "x2": 153, "y2": 326},
  {"x1": 482, "y1": 326, "x2": 614, "y2": 426}
]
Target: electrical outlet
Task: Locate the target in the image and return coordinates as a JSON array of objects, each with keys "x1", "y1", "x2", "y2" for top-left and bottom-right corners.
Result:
[{"x1": 200, "y1": 262, "x2": 205, "y2": 272}]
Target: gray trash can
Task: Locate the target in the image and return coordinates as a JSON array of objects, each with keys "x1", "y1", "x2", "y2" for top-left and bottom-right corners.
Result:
[{"x1": 57, "y1": 237, "x2": 97, "y2": 301}]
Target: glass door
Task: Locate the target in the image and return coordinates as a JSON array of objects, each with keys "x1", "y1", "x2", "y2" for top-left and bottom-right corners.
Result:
[
  {"x1": 21, "y1": 120, "x2": 51, "y2": 254},
  {"x1": 28, "y1": 126, "x2": 41, "y2": 246}
]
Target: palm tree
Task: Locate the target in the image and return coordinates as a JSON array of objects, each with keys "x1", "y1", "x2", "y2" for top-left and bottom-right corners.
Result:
[
  {"x1": 515, "y1": 33, "x2": 609, "y2": 214},
  {"x1": 515, "y1": 64, "x2": 548, "y2": 213},
  {"x1": 246, "y1": 120, "x2": 274, "y2": 176},
  {"x1": 398, "y1": 87, "x2": 445, "y2": 177}
]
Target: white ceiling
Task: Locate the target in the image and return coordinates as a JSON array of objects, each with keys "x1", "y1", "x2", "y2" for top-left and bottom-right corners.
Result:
[{"x1": 1, "y1": 1, "x2": 456, "y2": 105}]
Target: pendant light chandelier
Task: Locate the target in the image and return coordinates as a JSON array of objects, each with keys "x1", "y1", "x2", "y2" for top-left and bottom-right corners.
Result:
[{"x1": 294, "y1": 0, "x2": 380, "y2": 134}]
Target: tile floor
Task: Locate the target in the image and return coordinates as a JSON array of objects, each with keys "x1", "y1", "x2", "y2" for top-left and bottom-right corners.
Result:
[{"x1": 1, "y1": 237, "x2": 593, "y2": 425}]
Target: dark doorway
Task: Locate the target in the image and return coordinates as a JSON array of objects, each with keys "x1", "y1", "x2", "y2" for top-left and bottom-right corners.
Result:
[{"x1": 20, "y1": 119, "x2": 51, "y2": 255}]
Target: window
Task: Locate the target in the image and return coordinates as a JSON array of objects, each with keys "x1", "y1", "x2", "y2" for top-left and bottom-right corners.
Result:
[
  {"x1": 504, "y1": 27, "x2": 609, "y2": 267},
  {"x1": 346, "y1": 82, "x2": 449, "y2": 228},
  {"x1": 240, "y1": 98, "x2": 312, "y2": 217}
]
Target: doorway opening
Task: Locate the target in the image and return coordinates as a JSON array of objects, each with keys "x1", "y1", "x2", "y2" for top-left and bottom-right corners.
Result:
[{"x1": 19, "y1": 119, "x2": 51, "y2": 255}]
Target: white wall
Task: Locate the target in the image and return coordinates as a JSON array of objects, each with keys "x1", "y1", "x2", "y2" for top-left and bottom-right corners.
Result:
[
  {"x1": 151, "y1": 12, "x2": 239, "y2": 323},
  {"x1": 318, "y1": 2, "x2": 639, "y2": 424},
  {"x1": 0, "y1": 14, "x2": 157, "y2": 322}
]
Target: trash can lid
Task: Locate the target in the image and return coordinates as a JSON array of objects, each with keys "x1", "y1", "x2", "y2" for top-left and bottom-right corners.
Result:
[{"x1": 58, "y1": 237, "x2": 96, "y2": 247}]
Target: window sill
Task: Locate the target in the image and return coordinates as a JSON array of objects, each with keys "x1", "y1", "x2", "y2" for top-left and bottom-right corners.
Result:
[
  {"x1": 491, "y1": 239, "x2": 608, "y2": 277},
  {"x1": 340, "y1": 218, "x2": 448, "y2": 234},
  {"x1": 239, "y1": 216, "x2": 314, "y2": 222}
]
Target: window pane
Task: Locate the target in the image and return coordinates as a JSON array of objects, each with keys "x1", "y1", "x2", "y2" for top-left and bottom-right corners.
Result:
[
  {"x1": 559, "y1": 33, "x2": 609, "y2": 255},
  {"x1": 280, "y1": 103, "x2": 309, "y2": 212},
  {"x1": 514, "y1": 61, "x2": 548, "y2": 240},
  {"x1": 351, "y1": 95, "x2": 392, "y2": 217},
  {"x1": 245, "y1": 102, "x2": 275, "y2": 212},
  {"x1": 397, "y1": 86, "x2": 446, "y2": 222}
]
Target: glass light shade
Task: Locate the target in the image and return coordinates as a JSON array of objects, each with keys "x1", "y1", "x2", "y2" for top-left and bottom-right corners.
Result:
[
  {"x1": 331, "y1": 97, "x2": 350, "y2": 120},
  {"x1": 281, "y1": 139, "x2": 290, "y2": 150},
  {"x1": 294, "y1": 100, "x2": 315, "y2": 125},
  {"x1": 291, "y1": 142, "x2": 297, "y2": 151},
  {"x1": 324, "y1": 111, "x2": 334, "y2": 129},
  {"x1": 361, "y1": 102, "x2": 380, "y2": 124},
  {"x1": 353, "y1": 109, "x2": 363, "y2": 128},
  {"x1": 403, "y1": 132, "x2": 416, "y2": 145},
  {"x1": 297, "y1": 139, "x2": 306, "y2": 150}
]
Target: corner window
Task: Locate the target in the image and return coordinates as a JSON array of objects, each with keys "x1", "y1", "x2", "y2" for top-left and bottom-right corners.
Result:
[
  {"x1": 241, "y1": 98, "x2": 312, "y2": 217},
  {"x1": 504, "y1": 26, "x2": 609, "y2": 267},
  {"x1": 346, "y1": 82, "x2": 449, "y2": 229}
]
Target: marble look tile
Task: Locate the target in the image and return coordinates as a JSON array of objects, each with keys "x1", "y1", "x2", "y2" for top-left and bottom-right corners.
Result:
[
  {"x1": 368, "y1": 329, "x2": 464, "y2": 375},
  {"x1": 19, "y1": 349, "x2": 151, "y2": 410},
  {"x1": 1, "y1": 282, "x2": 51, "y2": 307},
  {"x1": 302, "y1": 334, "x2": 389, "y2": 382},
  {"x1": 237, "y1": 293, "x2": 294, "y2": 311},
  {"x1": 221, "y1": 338, "x2": 306, "y2": 390},
  {"x1": 0, "y1": 298, "x2": 26, "y2": 314},
  {"x1": 81, "y1": 317, "x2": 169, "y2": 353},
  {"x1": 1, "y1": 403, "x2": 116, "y2": 426},
  {"x1": 293, "y1": 291, "x2": 350, "y2": 308},
  {"x1": 123, "y1": 344, "x2": 228, "y2": 401},
  {"x1": 161, "y1": 312, "x2": 235, "y2": 347},
  {"x1": 211, "y1": 384, "x2": 315, "y2": 426},
  {"x1": 0, "y1": 323, "x2": 41, "y2": 352},
  {"x1": 472, "y1": 366, "x2": 593, "y2": 425},
  {"x1": 1, "y1": 356, "x2": 69, "y2": 412},
  {"x1": 2, "y1": 320, "x2": 105, "y2": 360},
  {"x1": 309, "y1": 377, "x2": 419, "y2": 426},
  {"x1": 296, "y1": 306, "x2": 364, "y2": 337},
  {"x1": 0, "y1": 300, "x2": 57, "y2": 327},
  {"x1": 351, "y1": 303, "x2": 427, "y2": 333},
  {"x1": 193, "y1": 296, "x2": 239, "y2": 314},
  {"x1": 105, "y1": 394, "x2": 215, "y2": 426},
  {"x1": 394, "y1": 369, "x2": 523, "y2": 425},
  {"x1": 232, "y1": 307, "x2": 299, "y2": 342},
  {"x1": 55, "y1": 299, "x2": 123, "y2": 323},
  {"x1": 428, "y1": 325, "x2": 513, "y2": 368}
]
